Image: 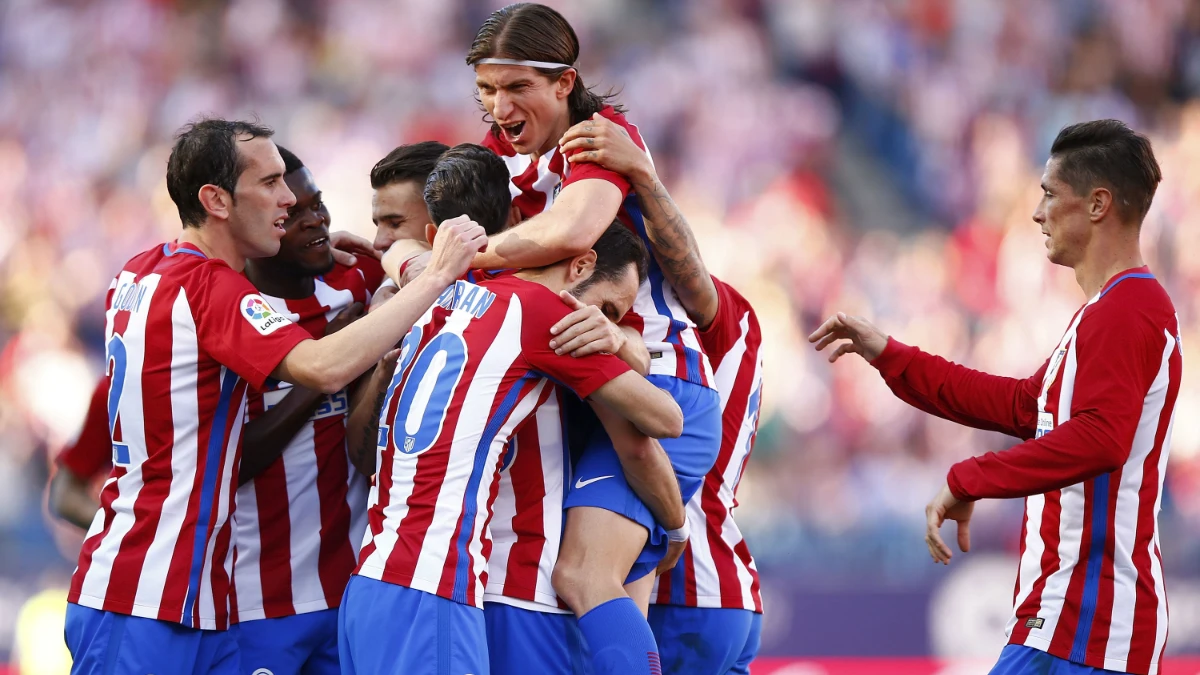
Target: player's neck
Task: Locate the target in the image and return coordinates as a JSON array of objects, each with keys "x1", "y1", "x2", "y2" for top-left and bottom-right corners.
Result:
[
  {"x1": 513, "y1": 266, "x2": 567, "y2": 294},
  {"x1": 1074, "y1": 233, "x2": 1144, "y2": 299},
  {"x1": 244, "y1": 259, "x2": 316, "y2": 299},
  {"x1": 178, "y1": 224, "x2": 244, "y2": 272},
  {"x1": 532, "y1": 116, "x2": 573, "y2": 160}
]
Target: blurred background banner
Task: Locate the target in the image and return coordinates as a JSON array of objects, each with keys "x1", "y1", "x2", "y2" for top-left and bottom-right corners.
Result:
[{"x1": 3, "y1": 0, "x2": 1200, "y2": 671}]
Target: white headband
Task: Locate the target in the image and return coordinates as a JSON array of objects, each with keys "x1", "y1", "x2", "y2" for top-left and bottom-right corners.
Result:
[{"x1": 475, "y1": 57, "x2": 574, "y2": 70}]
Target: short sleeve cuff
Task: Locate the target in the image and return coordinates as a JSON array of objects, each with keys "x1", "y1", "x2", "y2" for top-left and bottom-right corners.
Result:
[{"x1": 568, "y1": 361, "x2": 633, "y2": 400}]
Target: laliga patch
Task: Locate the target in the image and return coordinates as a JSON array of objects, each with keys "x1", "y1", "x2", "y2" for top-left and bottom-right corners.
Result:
[{"x1": 241, "y1": 294, "x2": 289, "y2": 335}]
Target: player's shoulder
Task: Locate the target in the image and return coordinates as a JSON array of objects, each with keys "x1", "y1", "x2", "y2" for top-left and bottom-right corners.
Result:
[
  {"x1": 710, "y1": 275, "x2": 759, "y2": 327},
  {"x1": 596, "y1": 106, "x2": 646, "y2": 149},
  {"x1": 480, "y1": 276, "x2": 566, "y2": 318},
  {"x1": 481, "y1": 127, "x2": 516, "y2": 157},
  {"x1": 321, "y1": 260, "x2": 374, "y2": 294},
  {"x1": 1085, "y1": 269, "x2": 1177, "y2": 340}
]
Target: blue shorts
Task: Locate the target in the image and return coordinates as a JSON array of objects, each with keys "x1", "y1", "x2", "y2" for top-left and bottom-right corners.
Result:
[
  {"x1": 338, "y1": 575, "x2": 488, "y2": 675},
  {"x1": 238, "y1": 608, "x2": 339, "y2": 675},
  {"x1": 990, "y1": 645, "x2": 1126, "y2": 674},
  {"x1": 484, "y1": 603, "x2": 592, "y2": 675},
  {"x1": 647, "y1": 605, "x2": 761, "y2": 675},
  {"x1": 565, "y1": 375, "x2": 721, "y2": 580},
  {"x1": 64, "y1": 603, "x2": 239, "y2": 675}
]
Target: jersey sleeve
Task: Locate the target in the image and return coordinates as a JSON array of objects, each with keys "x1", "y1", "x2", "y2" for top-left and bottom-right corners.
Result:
[
  {"x1": 871, "y1": 337, "x2": 1046, "y2": 440},
  {"x1": 696, "y1": 277, "x2": 744, "y2": 361},
  {"x1": 559, "y1": 107, "x2": 647, "y2": 198},
  {"x1": 194, "y1": 265, "x2": 311, "y2": 390},
  {"x1": 518, "y1": 289, "x2": 632, "y2": 399},
  {"x1": 947, "y1": 300, "x2": 1170, "y2": 501},
  {"x1": 57, "y1": 377, "x2": 113, "y2": 479}
]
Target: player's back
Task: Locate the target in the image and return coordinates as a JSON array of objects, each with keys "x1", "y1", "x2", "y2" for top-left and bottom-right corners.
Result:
[
  {"x1": 653, "y1": 276, "x2": 764, "y2": 611},
  {"x1": 357, "y1": 275, "x2": 625, "y2": 608},
  {"x1": 233, "y1": 263, "x2": 372, "y2": 621},
  {"x1": 70, "y1": 242, "x2": 309, "y2": 630}
]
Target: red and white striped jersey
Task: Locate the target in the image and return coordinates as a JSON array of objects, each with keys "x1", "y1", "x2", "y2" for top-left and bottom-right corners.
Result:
[
  {"x1": 482, "y1": 106, "x2": 714, "y2": 388},
  {"x1": 232, "y1": 264, "x2": 373, "y2": 621},
  {"x1": 355, "y1": 275, "x2": 631, "y2": 608},
  {"x1": 484, "y1": 390, "x2": 571, "y2": 613},
  {"x1": 653, "y1": 277, "x2": 763, "y2": 612},
  {"x1": 874, "y1": 268, "x2": 1180, "y2": 675},
  {"x1": 69, "y1": 242, "x2": 309, "y2": 630}
]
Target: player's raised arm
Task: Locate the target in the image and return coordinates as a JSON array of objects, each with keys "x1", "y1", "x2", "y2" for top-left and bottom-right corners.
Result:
[
  {"x1": 810, "y1": 311, "x2": 1045, "y2": 439},
  {"x1": 562, "y1": 113, "x2": 719, "y2": 328},
  {"x1": 272, "y1": 217, "x2": 485, "y2": 393}
]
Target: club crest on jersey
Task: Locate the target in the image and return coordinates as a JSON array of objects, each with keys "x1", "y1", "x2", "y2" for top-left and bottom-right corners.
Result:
[
  {"x1": 436, "y1": 280, "x2": 496, "y2": 319},
  {"x1": 241, "y1": 294, "x2": 289, "y2": 335}
]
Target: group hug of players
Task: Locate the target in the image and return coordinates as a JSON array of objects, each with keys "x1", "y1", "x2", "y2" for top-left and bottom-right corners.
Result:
[{"x1": 50, "y1": 4, "x2": 1184, "y2": 675}]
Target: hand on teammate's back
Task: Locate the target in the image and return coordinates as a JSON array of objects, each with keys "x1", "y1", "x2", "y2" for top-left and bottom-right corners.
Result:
[
  {"x1": 325, "y1": 302, "x2": 364, "y2": 336},
  {"x1": 807, "y1": 312, "x2": 889, "y2": 363},
  {"x1": 425, "y1": 215, "x2": 488, "y2": 286},
  {"x1": 549, "y1": 290, "x2": 627, "y2": 357},
  {"x1": 329, "y1": 230, "x2": 381, "y2": 267},
  {"x1": 559, "y1": 113, "x2": 651, "y2": 178}
]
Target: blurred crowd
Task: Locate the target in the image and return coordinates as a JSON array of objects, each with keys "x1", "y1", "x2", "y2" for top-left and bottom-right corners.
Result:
[{"x1": 4, "y1": 0, "x2": 1200, "y2": 651}]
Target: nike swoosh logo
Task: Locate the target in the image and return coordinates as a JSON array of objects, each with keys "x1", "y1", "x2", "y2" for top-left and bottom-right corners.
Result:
[{"x1": 574, "y1": 475, "x2": 614, "y2": 489}]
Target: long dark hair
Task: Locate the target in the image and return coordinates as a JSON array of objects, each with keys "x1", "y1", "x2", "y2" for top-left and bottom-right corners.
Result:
[{"x1": 466, "y1": 3, "x2": 625, "y2": 129}]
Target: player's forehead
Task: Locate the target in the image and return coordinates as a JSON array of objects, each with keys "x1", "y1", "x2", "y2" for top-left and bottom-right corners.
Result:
[
  {"x1": 237, "y1": 136, "x2": 284, "y2": 179},
  {"x1": 474, "y1": 63, "x2": 541, "y2": 88},
  {"x1": 372, "y1": 180, "x2": 425, "y2": 216},
  {"x1": 1042, "y1": 156, "x2": 1068, "y2": 189},
  {"x1": 284, "y1": 167, "x2": 319, "y2": 201}
]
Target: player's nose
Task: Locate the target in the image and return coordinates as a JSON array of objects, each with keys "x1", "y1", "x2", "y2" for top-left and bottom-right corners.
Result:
[{"x1": 492, "y1": 90, "x2": 514, "y2": 120}]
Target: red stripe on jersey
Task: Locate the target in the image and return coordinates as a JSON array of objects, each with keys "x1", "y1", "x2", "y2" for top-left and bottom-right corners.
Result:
[
  {"x1": 1051, "y1": 482, "x2": 1093, "y2": 656},
  {"x1": 255, "y1": 456, "x2": 294, "y2": 616},
  {"x1": 683, "y1": 545, "x2": 698, "y2": 606},
  {"x1": 498, "y1": 414, "x2": 548, "y2": 601},
  {"x1": 314, "y1": 415, "x2": 356, "y2": 608},
  {"x1": 732, "y1": 538, "x2": 763, "y2": 613}
]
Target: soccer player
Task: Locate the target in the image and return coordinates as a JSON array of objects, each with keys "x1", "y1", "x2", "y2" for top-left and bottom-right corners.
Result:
[
  {"x1": 810, "y1": 120, "x2": 1179, "y2": 675},
  {"x1": 232, "y1": 146, "x2": 377, "y2": 675},
  {"x1": 340, "y1": 221, "x2": 682, "y2": 675},
  {"x1": 49, "y1": 378, "x2": 111, "y2": 530},
  {"x1": 453, "y1": 6, "x2": 724, "y2": 672},
  {"x1": 64, "y1": 118, "x2": 485, "y2": 675},
  {"x1": 558, "y1": 116, "x2": 766, "y2": 673},
  {"x1": 370, "y1": 141, "x2": 450, "y2": 255}
]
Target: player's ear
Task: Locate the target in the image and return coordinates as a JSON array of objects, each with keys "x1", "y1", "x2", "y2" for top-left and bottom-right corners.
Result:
[
  {"x1": 556, "y1": 68, "x2": 577, "y2": 101},
  {"x1": 568, "y1": 249, "x2": 597, "y2": 281},
  {"x1": 507, "y1": 203, "x2": 523, "y2": 230},
  {"x1": 198, "y1": 184, "x2": 231, "y2": 221},
  {"x1": 425, "y1": 222, "x2": 437, "y2": 245},
  {"x1": 1090, "y1": 186, "x2": 1113, "y2": 223}
]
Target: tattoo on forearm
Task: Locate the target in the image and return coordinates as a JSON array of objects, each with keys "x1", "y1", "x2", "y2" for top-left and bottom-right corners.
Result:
[
  {"x1": 632, "y1": 175, "x2": 711, "y2": 302},
  {"x1": 356, "y1": 386, "x2": 389, "y2": 466}
]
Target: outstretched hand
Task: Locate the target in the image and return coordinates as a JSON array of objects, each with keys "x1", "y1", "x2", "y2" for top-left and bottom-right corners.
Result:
[
  {"x1": 925, "y1": 484, "x2": 973, "y2": 565},
  {"x1": 807, "y1": 312, "x2": 889, "y2": 363}
]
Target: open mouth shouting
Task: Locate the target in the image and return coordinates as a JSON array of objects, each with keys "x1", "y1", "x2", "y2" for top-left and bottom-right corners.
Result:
[{"x1": 499, "y1": 120, "x2": 526, "y2": 144}]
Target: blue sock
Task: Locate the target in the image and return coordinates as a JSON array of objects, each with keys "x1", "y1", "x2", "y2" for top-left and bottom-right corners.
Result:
[{"x1": 576, "y1": 597, "x2": 661, "y2": 675}]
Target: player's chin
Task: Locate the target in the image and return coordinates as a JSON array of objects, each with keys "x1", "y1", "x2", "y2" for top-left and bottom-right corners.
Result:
[{"x1": 303, "y1": 251, "x2": 336, "y2": 275}]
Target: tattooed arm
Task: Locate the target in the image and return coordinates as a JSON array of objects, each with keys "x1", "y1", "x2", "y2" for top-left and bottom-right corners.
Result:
[
  {"x1": 560, "y1": 115, "x2": 719, "y2": 329},
  {"x1": 344, "y1": 347, "x2": 403, "y2": 477}
]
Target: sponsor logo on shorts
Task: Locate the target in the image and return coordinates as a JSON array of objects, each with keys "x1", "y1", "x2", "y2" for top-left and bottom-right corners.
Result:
[{"x1": 575, "y1": 475, "x2": 614, "y2": 489}]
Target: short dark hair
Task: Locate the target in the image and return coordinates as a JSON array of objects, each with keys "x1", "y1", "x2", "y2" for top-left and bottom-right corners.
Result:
[
  {"x1": 276, "y1": 145, "x2": 304, "y2": 175},
  {"x1": 466, "y1": 3, "x2": 625, "y2": 131},
  {"x1": 166, "y1": 118, "x2": 275, "y2": 228},
  {"x1": 575, "y1": 222, "x2": 648, "y2": 296},
  {"x1": 370, "y1": 141, "x2": 451, "y2": 190},
  {"x1": 423, "y1": 144, "x2": 512, "y2": 236},
  {"x1": 1049, "y1": 119, "x2": 1162, "y2": 223}
]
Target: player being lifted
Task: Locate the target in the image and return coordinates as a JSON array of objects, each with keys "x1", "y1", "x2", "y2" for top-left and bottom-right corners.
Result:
[
  {"x1": 379, "y1": 6, "x2": 723, "y2": 672},
  {"x1": 232, "y1": 146, "x2": 380, "y2": 675},
  {"x1": 558, "y1": 116, "x2": 766, "y2": 674},
  {"x1": 812, "y1": 121, "x2": 1179, "y2": 675},
  {"x1": 64, "y1": 118, "x2": 484, "y2": 675}
]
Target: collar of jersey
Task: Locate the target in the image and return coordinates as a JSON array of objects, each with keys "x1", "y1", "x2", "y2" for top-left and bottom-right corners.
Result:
[
  {"x1": 1098, "y1": 266, "x2": 1153, "y2": 300},
  {"x1": 163, "y1": 241, "x2": 208, "y2": 259}
]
